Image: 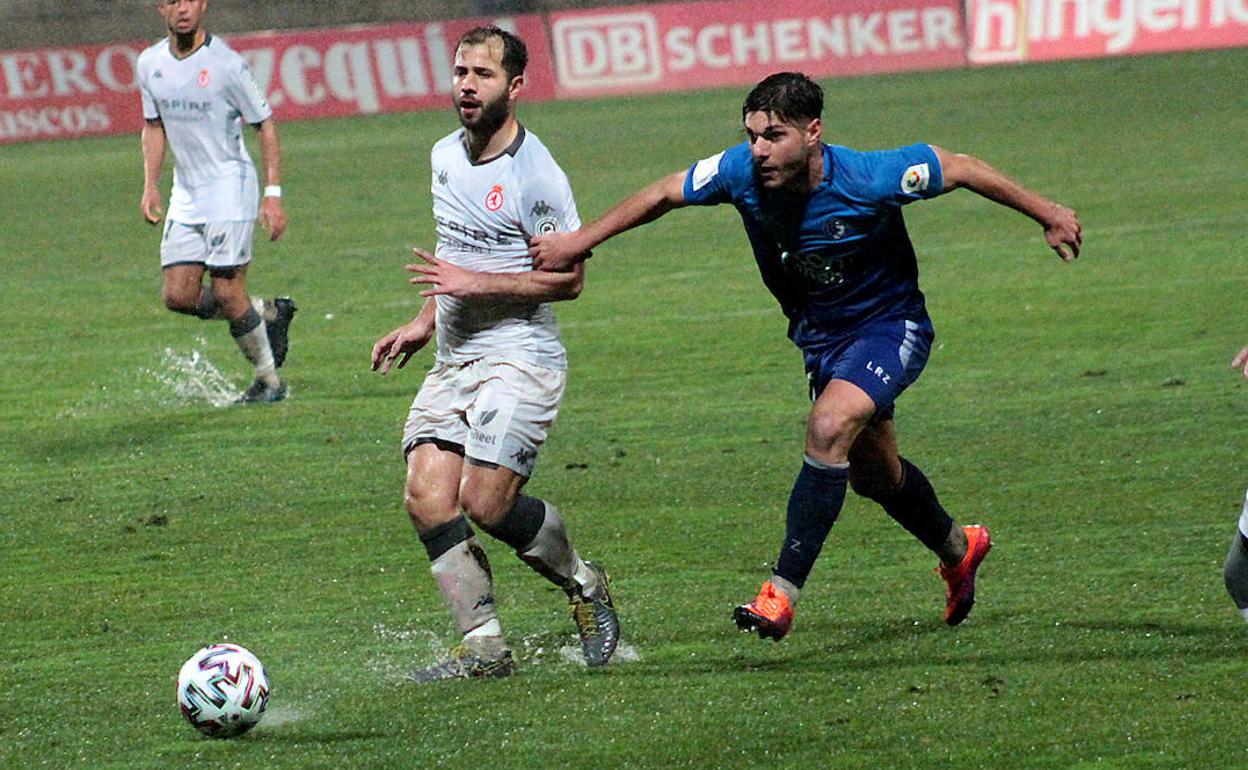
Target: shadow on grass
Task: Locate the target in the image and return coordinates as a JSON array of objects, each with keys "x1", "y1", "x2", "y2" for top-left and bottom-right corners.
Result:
[
  {"x1": 245, "y1": 728, "x2": 389, "y2": 745},
  {"x1": 24, "y1": 410, "x2": 239, "y2": 464},
  {"x1": 592, "y1": 611, "x2": 1244, "y2": 679}
]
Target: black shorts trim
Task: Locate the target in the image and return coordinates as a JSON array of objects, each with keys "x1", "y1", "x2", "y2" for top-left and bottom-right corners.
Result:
[{"x1": 404, "y1": 436, "x2": 465, "y2": 458}]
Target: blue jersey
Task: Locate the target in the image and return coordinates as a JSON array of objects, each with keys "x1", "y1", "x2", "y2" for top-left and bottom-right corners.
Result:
[{"x1": 682, "y1": 142, "x2": 944, "y2": 350}]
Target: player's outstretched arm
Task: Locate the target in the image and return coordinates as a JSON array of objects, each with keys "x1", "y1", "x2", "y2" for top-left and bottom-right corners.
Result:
[
  {"x1": 255, "y1": 121, "x2": 287, "y2": 241},
  {"x1": 530, "y1": 170, "x2": 688, "y2": 272},
  {"x1": 408, "y1": 247, "x2": 584, "y2": 302},
  {"x1": 931, "y1": 146, "x2": 1082, "y2": 262},
  {"x1": 1232, "y1": 344, "x2": 1248, "y2": 380},
  {"x1": 140, "y1": 119, "x2": 166, "y2": 225},
  {"x1": 371, "y1": 298, "x2": 436, "y2": 375}
]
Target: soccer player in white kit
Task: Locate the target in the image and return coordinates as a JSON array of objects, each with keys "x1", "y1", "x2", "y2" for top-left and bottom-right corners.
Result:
[
  {"x1": 138, "y1": 0, "x2": 296, "y2": 404},
  {"x1": 370, "y1": 26, "x2": 619, "y2": 681},
  {"x1": 1225, "y1": 345, "x2": 1248, "y2": 623}
]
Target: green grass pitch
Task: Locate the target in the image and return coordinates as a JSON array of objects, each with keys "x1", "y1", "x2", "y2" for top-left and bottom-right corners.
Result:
[{"x1": 2, "y1": 46, "x2": 1246, "y2": 768}]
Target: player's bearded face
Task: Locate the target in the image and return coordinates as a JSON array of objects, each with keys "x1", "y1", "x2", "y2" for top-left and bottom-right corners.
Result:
[
  {"x1": 458, "y1": 84, "x2": 510, "y2": 133},
  {"x1": 745, "y1": 112, "x2": 818, "y2": 191},
  {"x1": 453, "y1": 42, "x2": 515, "y2": 135}
]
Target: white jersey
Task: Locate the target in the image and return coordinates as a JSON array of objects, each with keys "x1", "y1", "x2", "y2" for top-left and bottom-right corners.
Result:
[
  {"x1": 429, "y1": 126, "x2": 580, "y2": 370},
  {"x1": 137, "y1": 35, "x2": 272, "y2": 223}
]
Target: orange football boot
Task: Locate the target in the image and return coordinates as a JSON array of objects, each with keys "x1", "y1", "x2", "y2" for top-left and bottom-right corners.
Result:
[
  {"x1": 733, "y1": 580, "x2": 795, "y2": 641},
  {"x1": 938, "y1": 524, "x2": 992, "y2": 626}
]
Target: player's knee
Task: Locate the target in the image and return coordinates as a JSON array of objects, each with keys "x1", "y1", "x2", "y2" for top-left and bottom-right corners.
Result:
[
  {"x1": 162, "y1": 283, "x2": 201, "y2": 314},
  {"x1": 806, "y1": 410, "x2": 857, "y2": 455},
  {"x1": 459, "y1": 487, "x2": 513, "y2": 529},
  {"x1": 403, "y1": 480, "x2": 456, "y2": 530}
]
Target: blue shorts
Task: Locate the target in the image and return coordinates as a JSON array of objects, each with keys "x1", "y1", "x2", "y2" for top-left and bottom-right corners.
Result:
[{"x1": 803, "y1": 317, "x2": 934, "y2": 420}]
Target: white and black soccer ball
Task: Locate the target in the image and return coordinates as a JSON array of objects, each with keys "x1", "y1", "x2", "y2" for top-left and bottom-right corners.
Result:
[{"x1": 176, "y1": 643, "x2": 270, "y2": 738}]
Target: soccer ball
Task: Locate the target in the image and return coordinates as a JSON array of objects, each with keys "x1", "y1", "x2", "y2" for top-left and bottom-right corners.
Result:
[{"x1": 176, "y1": 643, "x2": 270, "y2": 738}]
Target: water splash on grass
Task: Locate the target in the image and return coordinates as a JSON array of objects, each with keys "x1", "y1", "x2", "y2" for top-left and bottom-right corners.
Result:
[
  {"x1": 60, "y1": 339, "x2": 241, "y2": 417},
  {"x1": 145, "y1": 343, "x2": 240, "y2": 407}
]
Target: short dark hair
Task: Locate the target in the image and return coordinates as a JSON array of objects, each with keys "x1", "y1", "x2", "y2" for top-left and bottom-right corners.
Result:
[
  {"x1": 742, "y1": 72, "x2": 823, "y2": 125},
  {"x1": 457, "y1": 26, "x2": 528, "y2": 81}
]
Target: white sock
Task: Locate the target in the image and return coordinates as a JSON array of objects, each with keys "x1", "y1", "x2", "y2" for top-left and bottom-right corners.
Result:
[
  {"x1": 430, "y1": 538, "x2": 499, "y2": 636},
  {"x1": 770, "y1": 575, "x2": 802, "y2": 606},
  {"x1": 464, "y1": 618, "x2": 503, "y2": 639},
  {"x1": 234, "y1": 324, "x2": 280, "y2": 388}
]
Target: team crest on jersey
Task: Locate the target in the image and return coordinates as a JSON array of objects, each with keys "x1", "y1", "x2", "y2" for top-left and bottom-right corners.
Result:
[
  {"x1": 823, "y1": 218, "x2": 848, "y2": 240},
  {"x1": 901, "y1": 163, "x2": 930, "y2": 194},
  {"x1": 485, "y1": 184, "x2": 504, "y2": 212},
  {"x1": 197, "y1": 69, "x2": 210, "y2": 87}
]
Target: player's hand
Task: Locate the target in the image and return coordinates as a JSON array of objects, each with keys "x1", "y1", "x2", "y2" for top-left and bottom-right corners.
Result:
[
  {"x1": 141, "y1": 188, "x2": 163, "y2": 225},
  {"x1": 371, "y1": 320, "x2": 433, "y2": 375},
  {"x1": 1232, "y1": 344, "x2": 1248, "y2": 380},
  {"x1": 406, "y1": 247, "x2": 481, "y2": 299},
  {"x1": 1044, "y1": 203, "x2": 1082, "y2": 262},
  {"x1": 529, "y1": 231, "x2": 587, "y2": 272},
  {"x1": 259, "y1": 196, "x2": 287, "y2": 241}
]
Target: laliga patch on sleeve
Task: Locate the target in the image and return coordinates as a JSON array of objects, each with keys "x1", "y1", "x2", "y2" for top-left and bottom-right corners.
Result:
[
  {"x1": 691, "y1": 151, "x2": 725, "y2": 192},
  {"x1": 900, "y1": 163, "x2": 930, "y2": 194}
]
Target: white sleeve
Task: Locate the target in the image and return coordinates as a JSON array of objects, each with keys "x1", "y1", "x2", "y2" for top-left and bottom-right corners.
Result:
[
  {"x1": 138, "y1": 60, "x2": 159, "y2": 120},
  {"x1": 140, "y1": 82, "x2": 159, "y2": 120},
  {"x1": 224, "y1": 57, "x2": 272, "y2": 125},
  {"x1": 519, "y1": 160, "x2": 580, "y2": 239}
]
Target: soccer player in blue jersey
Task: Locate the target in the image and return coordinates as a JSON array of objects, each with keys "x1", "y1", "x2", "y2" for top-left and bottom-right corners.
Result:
[{"x1": 530, "y1": 72, "x2": 1082, "y2": 640}]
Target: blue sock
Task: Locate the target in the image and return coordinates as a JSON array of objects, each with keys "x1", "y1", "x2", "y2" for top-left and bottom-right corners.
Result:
[
  {"x1": 774, "y1": 457, "x2": 848, "y2": 589},
  {"x1": 875, "y1": 457, "x2": 954, "y2": 553}
]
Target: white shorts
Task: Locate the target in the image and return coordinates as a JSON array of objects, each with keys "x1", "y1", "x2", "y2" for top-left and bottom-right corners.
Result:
[
  {"x1": 402, "y1": 356, "x2": 566, "y2": 478},
  {"x1": 160, "y1": 219, "x2": 254, "y2": 270}
]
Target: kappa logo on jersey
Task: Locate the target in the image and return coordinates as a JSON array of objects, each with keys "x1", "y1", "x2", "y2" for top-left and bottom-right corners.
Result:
[
  {"x1": 824, "y1": 218, "x2": 848, "y2": 240},
  {"x1": 197, "y1": 69, "x2": 210, "y2": 88},
  {"x1": 530, "y1": 200, "x2": 554, "y2": 217},
  {"x1": 901, "y1": 163, "x2": 930, "y2": 194},
  {"x1": 435, "y1": 169, "x2": 448, "y2": 186},
  {"x1": 485, "y1": 184, "x2": 504, "y2": 212}
]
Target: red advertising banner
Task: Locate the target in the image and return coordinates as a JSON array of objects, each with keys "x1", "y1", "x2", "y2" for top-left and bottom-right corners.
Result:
[
  {"x1": 547, "y1": 0, "x2": 967, "y2": 98},
  {"x1": 2, "y1": 0, "x2": 1246, "y2": 143},
  {"x1": 0, "y1": 16, "x2": 554, "y2": 145},
  {"x1": 967, "y1": 0, "x2": 1248, "y2": 63}
]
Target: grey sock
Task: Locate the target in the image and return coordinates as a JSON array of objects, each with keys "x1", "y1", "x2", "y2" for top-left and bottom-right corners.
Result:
[
  {"x1": 1224, "y1": 532, "x2": 1248, "y2": 610},
  {"x1": 517, "y1": 502, "x2": 593, "y2": 597}
]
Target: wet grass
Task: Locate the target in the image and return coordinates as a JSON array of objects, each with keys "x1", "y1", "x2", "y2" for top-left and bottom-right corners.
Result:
[{"x1": 2, "y1": 47, "x2": 1247, "y2": 768}]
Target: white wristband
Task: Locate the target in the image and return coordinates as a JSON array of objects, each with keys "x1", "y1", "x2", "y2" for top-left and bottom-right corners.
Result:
[{"x1": 263, "y1": 185, "x2": 282, "y2": 198}]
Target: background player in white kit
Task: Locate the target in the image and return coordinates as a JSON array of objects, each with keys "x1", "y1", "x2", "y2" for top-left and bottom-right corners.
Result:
[
  {"x1": 370, "y1": 26, "x2": 619, "y2": 681},
  {"x1": 1224, "y1": 344, "x2": 1248, "y2": 623},
  {"x1": 138, "y1": 0, "x2": 296, "y2": 404}
]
